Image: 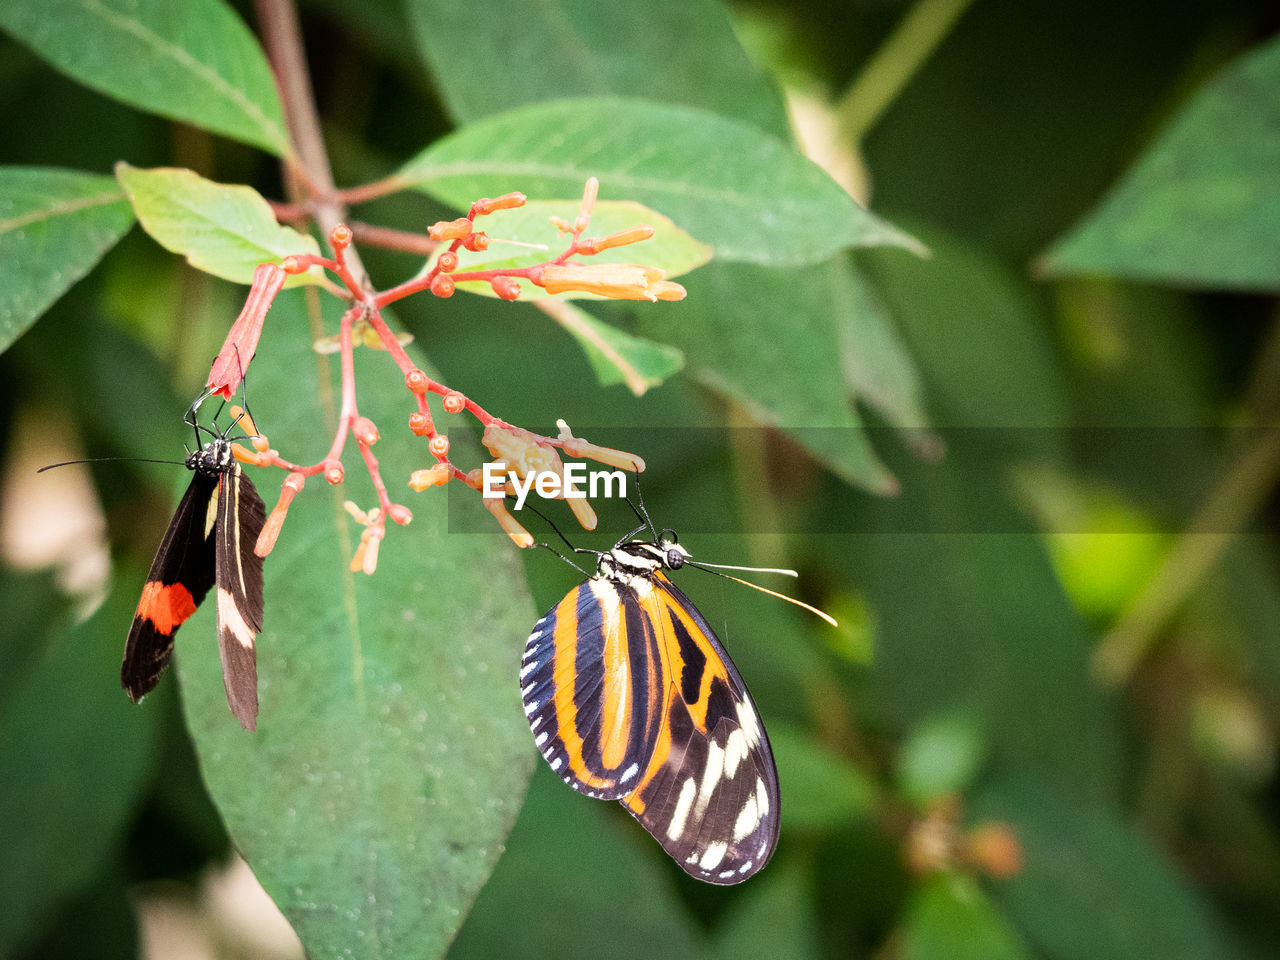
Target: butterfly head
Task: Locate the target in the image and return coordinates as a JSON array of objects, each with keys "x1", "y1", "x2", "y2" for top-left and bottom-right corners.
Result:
[
  {"x1": 187, "y1": 437, "x2": 234, "y2": 476},
  {"x1": 602, "y1": 528, "x2": 690, "y2": 582}
]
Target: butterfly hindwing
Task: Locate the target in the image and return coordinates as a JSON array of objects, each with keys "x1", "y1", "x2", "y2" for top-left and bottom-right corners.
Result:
[
  {"x1": 213, "y1": 463, "x2": 266, "y2": 731},
  {"x1": 620, "y1": 573, "x2": 779, "y2": 884},
  {"x1": 121, "y1": 470, "x2": 219, "y2": 701}
]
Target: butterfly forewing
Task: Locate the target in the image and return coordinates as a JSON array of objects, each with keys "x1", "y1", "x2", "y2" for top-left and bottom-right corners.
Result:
[
  {"x1": 522, "y1": 579, "x2": 665, "y2": 800},
  {"x1": 621, "y1": 574, "x2": 779, "y2": 884},
  {"x1": 213, "y1": 463, "x2": 266, "y2": 731},
  {"x1": 121, "y1": 470, "x2": 219, "y2": 701}
]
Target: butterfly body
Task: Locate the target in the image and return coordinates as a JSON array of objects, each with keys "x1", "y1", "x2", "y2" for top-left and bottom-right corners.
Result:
[
  {"x1": 521, "y1": 531, "x2": 779, "y2": 884},
  {"x1": 122, "y1": 434, "x2": 266, "y2": 730}
]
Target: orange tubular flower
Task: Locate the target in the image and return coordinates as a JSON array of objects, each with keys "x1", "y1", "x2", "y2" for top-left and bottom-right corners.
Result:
[
  {"x1": 534, "y1": 263, "x2": 687, "y2": 302},
  {"x1": 206, "y1": 262, "x2": 286, "y2": 399}
]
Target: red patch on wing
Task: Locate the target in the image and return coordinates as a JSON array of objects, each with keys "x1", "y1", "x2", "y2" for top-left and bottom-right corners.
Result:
[{"x1": 135, "y1": 581, "x2": 198, "y2": 635}]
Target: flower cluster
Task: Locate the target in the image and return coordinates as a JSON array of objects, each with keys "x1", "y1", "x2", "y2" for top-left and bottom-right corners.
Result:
[{"x1": 202, "y1": 179, "x2": 669, "y2": 571}]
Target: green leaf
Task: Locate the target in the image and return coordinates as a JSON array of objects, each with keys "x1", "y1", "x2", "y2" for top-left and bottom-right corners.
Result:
[
  {"x1": 174, "y1": 291, "x2": 537, "y2": 959},
  {"x1": 770, "y1": 723, "x2": 878, "y2": 833},
  {"x1": 638, "y1": 260, "x2": 897, "y2": 494},
  {"x1": 862, "y1": 225, "x2": 1069, "y2": 431},
  {"x1": 395, "y1": 97, "x2": 921, "y2": 267},
  {"x1": 903, "y1": 873, "x2": 1033, "y2": 960},
  {"x1": 0, "y1": 581, "x2": 159, "y2": 954},
  {"x1": 1041, "y1": 36, "x2": 1280, "y2": 291},
  {"x1": 449, "y1": 768, "x2": 706, "y2": 960},
  {"x1": 0, "y1": 167, "x2": 134, "y2": 353},
  {"x1": 449, "y1": 200, "x2": 711, "y2": 299},
  {"x1": 115, "y1": 163, "x2": 324, "y2": 286},
  {"x1": 836, "y1": 261, "x2": 932, "y2": 433},
  {"x1": 849, "y1": 524, "x2": 1123, "y2": 802},
  {"x1": 0, "y1": 0, "x2": 291, "y2": 157},
  {"x1": 709, "y1": 860, "x2": 822, "y2": 960},
  {"x1": 541, "y1": 300, "x2": 684, "y2": 395},
  {"x1": 896, "y1": 710, "x2": 987, "y2": 806},
  {"x1": 974, "y1": 777, "x2": 1244, "y2": 960},
  {"x1": 404, "y1": 0, "x2": 790, "y2": 137}
]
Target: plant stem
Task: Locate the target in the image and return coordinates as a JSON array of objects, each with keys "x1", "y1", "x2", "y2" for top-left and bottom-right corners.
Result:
[
  {"x1": 1094, "y1": 428, "x2": 1280, "y2": 685},
  {"x1": 836, "y1": 0, "x2": 977, "y2": 143},
  {"x1": 254, "y1": 0, "x2": 367, "y2": 281}
]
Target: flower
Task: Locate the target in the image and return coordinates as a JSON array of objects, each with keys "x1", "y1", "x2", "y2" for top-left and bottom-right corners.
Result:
[
  {"x1": 206, "y1": 263, "x2": 285, "y2": 399},
  {"x1": 534, "y1": 263, "x2": 686, "y2": 302}
]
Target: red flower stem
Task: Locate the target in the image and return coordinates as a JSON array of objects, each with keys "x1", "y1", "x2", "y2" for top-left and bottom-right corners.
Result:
[
  {"x1": 289, "y1": 253, "x2": 339, "y2": 272},
  {"x1": 356, "y1": 438, "x2": 396, "y2": 517},
  {"x1": 329, "y1": 307, "x2": 360, "y2": 460},
  {"x1": 330, "y1": 243, "x2": 369, "y2": 301}
]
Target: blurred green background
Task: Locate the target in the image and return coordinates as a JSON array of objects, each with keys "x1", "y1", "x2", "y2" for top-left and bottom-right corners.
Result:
[{"x1": 3, "y1": 0, "x2": 1280, "y2": 957}]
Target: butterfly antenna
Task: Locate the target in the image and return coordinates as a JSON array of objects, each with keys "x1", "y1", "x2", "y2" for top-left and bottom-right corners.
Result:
[
  {"x1": 622, "y1": 464, "x2": 657, "y2": 541},
  {"x1": 38, "y1": 456, "x2": 186, "y2": 474},
  {"x1": 688, "y1": 559, "x2": 800, "y2": 578},
  {"x1": 687, "y1": 564, "x2": 838, "y2": 627}
]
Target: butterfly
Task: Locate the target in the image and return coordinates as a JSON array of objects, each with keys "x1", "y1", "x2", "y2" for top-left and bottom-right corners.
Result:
[
  {"x1": 120, "y1": 403, "x2": 266, "y2": 730},
  {"x1": 519, "y1": 506, "x2": 834, "y2": 884}
]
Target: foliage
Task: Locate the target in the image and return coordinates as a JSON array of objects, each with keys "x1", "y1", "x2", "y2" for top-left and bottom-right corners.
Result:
[{"x1": 1, "y1": 0, "x2": 1279, "y2": 958}]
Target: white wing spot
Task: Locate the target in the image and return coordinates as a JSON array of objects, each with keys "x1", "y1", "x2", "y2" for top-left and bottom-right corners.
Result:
[
  {"x1": 736, "y1": 699, "x2": 762, "y2": 746},
  {"x1": 734, "y1": 793, "x2": 760, "y2": 841},
  {"x1": 619, "y1": 762, "x2": 639, "y2": 784},
  {"x1": 723, "y1": 728, "x2": 749, "y2": 778},
  {"x1": 695, "y1": 741, "x2": 725, "y2": 818},
  {"x1": 666, "y1": 778, "x2": 698, "y2": 842},
  {"x1": 535, "y1": 731, "x2": 548, "y2": 747},
  {"x1": 698, "y1": 841, "x2": 728, "y2": 872},
  {"x1": 216, "y1": 588, "x2": 255, "y2": 650},
  {"x1": 519, "y1": 660, "x2": 539, "y2": 679}
]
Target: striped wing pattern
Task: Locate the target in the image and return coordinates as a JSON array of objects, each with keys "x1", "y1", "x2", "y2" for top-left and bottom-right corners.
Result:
[
  {"x1": 521, "y1": 571, "x2": 779, "y2": 883},
  {"x1": 213, "y1": 464, "x2": 266, "y2": 731}
]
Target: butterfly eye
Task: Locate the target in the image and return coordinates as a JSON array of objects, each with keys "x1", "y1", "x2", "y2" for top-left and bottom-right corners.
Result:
[{"x1": 666, "y1": 548, "x2": 685, "y2": 569}]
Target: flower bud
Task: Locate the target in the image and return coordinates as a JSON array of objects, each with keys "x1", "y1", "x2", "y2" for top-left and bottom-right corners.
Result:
[
  {"x1": 428, "y1": 217, "x2": 473, "y2": 241},
  {"x1": 409, "y1": 464, "x2": 452, "y2": 490},
  {"x1": 354, "y1": 416, "x2": 379, "y2": 445},
  {"x1": 408, "y1": 411, "x2": 432, "y2": 436},
  {"x1": 491, "y1": 276, "x2": 521, "y2": 300}
]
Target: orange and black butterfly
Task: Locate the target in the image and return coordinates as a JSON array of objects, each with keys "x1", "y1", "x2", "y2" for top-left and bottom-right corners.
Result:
[
  {"x1": 520, "y1": 509, "x2": 834, "y2": 884},
  {"x1": 121, "y1": 407, "x2": 266, "y2": 730}
]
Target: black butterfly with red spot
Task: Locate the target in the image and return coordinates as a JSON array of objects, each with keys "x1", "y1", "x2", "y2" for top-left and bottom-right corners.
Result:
[{"x1": 122, "y1": 416, "x2": 265, "y2": 730}]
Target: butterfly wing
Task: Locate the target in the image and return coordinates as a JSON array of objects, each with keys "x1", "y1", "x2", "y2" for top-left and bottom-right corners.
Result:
[
  {"x1": 213, "y1": 463, "x2": 266, "y2": 730},
  {"x1": 521, "y1": 577, "x2": 667, "y2": 800},
  {"x1": 619, "y1": 573, "x2": 780, "y2": 884},
  {"x1": 121, "y1": 471, "x2": 219, "y2": 701}
]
